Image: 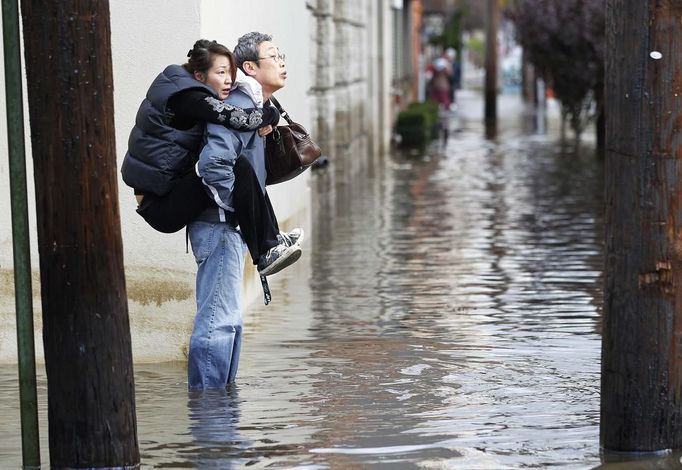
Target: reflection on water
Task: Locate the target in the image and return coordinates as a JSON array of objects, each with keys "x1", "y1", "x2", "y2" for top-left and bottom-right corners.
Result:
[{"x1": 1, "y1": 93, "x2": 623, "y2": 469}]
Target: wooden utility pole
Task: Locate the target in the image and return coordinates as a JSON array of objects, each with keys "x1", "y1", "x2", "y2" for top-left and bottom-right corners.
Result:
[
  {"x1": 20, "y1": 1, "x2": 139, "y2": 467},
  {"x1": 520, "y1": 50, "x2": 532, "y2": 103},
  {"x1": 602, "y1": 0, "x2": 682, "y2": 453},
  {"x1": 484, "y1": 0, "x2": 499, "y2": 137}
]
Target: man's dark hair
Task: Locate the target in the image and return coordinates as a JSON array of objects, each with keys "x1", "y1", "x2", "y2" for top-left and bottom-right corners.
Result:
[{"x1": 233, "y1": 32, "x2": 272, "y2": 71}]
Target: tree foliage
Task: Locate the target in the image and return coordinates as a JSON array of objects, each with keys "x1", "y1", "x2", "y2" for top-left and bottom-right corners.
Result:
[
  {"x1": 429, "y1": 10, "x2": 464, "y2": 52},
  {"x1": 507, "y1": 0, "x2": 605, "y2": 140}
]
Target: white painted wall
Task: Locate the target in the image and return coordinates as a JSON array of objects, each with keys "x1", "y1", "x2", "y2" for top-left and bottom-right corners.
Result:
[
  {"x1": 0, "y1": 1, "x2": 315, "y2": 363},
  {"x1": 111, "y1": 0, "x2": 313, "y2": 271},
  {"x1": 112, "y1": 0, "x2": 315, "y2": 362}
]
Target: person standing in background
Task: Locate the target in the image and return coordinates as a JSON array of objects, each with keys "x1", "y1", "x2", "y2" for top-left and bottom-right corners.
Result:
[
  {"x1": 428, "y1": 56, "x2": 452, "y2": 110},
  {"x1": 445, "y1": 48, "x2": 461, "y2": 109}
]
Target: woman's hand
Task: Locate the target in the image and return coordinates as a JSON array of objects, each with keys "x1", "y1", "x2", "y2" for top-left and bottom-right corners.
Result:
[{"x1": 258, "y1": 125, "x2": 273, "y2": 137}]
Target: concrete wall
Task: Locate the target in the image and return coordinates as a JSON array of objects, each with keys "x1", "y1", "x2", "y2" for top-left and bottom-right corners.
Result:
[
  {"x1": 0, "y1": 0, "x2": 396, "y2": 363},
  {"x1": 109, "y1": 0, "x2": 315, "y2": 363}
]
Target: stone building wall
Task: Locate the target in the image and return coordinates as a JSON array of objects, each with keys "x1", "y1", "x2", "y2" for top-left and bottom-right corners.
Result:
[{"x1": 308, "y1": 0, "x2": 394, "y2": 188}]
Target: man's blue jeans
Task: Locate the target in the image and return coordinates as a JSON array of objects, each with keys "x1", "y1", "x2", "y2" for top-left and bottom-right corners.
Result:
[{"x1": 187, "y1": 220, "x2": 246, "y2": 389}]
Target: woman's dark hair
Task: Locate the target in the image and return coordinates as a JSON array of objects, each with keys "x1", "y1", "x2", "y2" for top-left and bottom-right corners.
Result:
[{"x1": 183, "y1": 39, "x2": 236, "y2": 82}]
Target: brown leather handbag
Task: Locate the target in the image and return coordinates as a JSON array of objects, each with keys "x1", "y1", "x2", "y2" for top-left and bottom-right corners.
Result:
[{"x1": 265, "y1": 96, "x2": 322, "y2": 185}]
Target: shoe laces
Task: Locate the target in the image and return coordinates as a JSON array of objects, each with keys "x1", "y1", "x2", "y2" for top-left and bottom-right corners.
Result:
[
  {"x1": 268, "y1": 242, "x2": 289, "y2": 258},
  {"x1": 278, "y1": 231, "x2": 294, "y2": 247},
  {"x1": 279, "y1": 228, "x2": 303, "y2": 246}
]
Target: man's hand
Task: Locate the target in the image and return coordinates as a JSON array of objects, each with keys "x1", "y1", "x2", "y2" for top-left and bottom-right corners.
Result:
[{"x1": 258, "y1": 125, "x2": 273, "y2": 137}]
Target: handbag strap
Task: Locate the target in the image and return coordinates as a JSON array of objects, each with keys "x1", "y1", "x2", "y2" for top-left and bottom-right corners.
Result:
[{"x1": 268, "y1": 96, "x2": 294, "y2": 125}]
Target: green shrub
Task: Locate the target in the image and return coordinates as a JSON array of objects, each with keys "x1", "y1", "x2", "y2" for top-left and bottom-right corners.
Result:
[{"x1": 395, "y1": 101, "x2": 440, "y2": 148}]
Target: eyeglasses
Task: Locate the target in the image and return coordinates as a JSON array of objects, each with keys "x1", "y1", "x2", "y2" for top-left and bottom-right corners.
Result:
[{"x1": 257, "y1": 52, "x2": 286, "y2": 63}]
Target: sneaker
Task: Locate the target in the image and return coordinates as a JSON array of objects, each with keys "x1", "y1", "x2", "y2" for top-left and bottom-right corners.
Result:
[
  {"x1": 278, "y1": 227, "x2": 305, "y2": 247},
  {"x1": 257, "y1": 242, "x2": 302, "y2": 276}
]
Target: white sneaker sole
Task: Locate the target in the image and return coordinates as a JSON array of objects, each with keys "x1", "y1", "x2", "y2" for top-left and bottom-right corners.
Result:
[{"x1": 258, "y1": 245, "x2": 302, "y2": 276}]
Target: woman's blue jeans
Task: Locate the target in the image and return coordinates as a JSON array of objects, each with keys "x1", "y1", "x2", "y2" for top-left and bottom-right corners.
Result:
[{"x1": 187, "y1": 220, "x2": 246, "y2": 390}]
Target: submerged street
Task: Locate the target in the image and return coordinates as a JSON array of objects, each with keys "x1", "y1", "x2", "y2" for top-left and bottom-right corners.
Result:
[{"x1": 3, "y1": 90, "x2": 623, "y2": 468}]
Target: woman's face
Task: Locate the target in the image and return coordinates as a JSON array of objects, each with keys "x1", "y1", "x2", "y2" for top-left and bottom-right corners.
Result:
[{"x1": 196, "y1": 55, "x2": 232, "y2": 99}]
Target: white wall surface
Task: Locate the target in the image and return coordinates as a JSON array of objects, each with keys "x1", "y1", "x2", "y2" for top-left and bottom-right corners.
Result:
[
  {"x1": 0, "y1": 1, "x2": 315, "y2": 363},
  {"x1": 112, "y1": 0, "x2": 314, "y2": 268},
  {"x1": 0, "y1": 0, "x2": 396, "y2": 363},
  {"x1": 113, "y1": 0, "x2": 315, "y2": 362}
]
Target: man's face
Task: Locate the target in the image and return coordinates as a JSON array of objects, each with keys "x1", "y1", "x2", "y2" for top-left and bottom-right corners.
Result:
[{"x1": 251, "y1": 41, "x2": 287, "y2": 95}]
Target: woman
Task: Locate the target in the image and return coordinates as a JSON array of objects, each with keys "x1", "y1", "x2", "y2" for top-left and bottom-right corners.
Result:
[
  {"x1": 185, "y1": 40, "x2": 303, "y2": 277},
  {"x1": 428, "y1": 57, "x2": 452, "y2": 110}
]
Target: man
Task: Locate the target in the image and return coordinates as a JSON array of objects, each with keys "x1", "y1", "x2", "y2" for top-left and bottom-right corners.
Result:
[{"x1": 186, "y1": 32, "x2": 299, "y2": 389}]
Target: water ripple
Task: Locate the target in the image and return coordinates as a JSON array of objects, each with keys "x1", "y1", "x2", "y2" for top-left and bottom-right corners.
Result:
[{"x1": 1, "y1": 101, "x2": 608, "y2": 469}]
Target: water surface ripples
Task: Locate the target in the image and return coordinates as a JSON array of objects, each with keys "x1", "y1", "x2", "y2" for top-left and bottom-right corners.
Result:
[{"x1": 1, "y1": 98, "x2": 608, "y2": 469}]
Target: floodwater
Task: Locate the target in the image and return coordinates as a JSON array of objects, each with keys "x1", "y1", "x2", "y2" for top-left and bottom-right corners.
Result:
[{"x1": 3, "y1": 92, "x2": 677, "y2": 469}]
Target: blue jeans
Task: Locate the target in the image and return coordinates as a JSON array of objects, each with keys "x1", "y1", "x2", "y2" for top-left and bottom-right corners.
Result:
[{"x1": 187, "y1": 221, "x2": 246, "y2": 389}]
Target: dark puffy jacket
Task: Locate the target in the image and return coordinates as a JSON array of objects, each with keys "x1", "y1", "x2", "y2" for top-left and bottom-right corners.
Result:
[{"x1": 121, "y1": 64, "x2": 217, "y2": 196}]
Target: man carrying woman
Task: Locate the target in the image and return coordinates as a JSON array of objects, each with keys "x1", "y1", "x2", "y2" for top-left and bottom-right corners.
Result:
[
  {"x1": 188, "y1": 32, "x2": 295, "y2": 388},
  {"x1": 123, "y1": 36, "x2": 302, "y2": 389}
]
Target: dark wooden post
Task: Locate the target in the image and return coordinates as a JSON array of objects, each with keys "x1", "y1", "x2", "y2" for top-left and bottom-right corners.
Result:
[
  {"x1": 19, "y1": 1, "x2": 139, "y2": 467},
  {"x1": 595, "y1": 82, "x2": 605, "y2": 158},
  {"x1": 484, "y1": 0, "x2": 499, "y2": 137},
  {"x1": 520, "y1": 49, "x2": 534, "y2": 104},
  {"x1": 602, "y1": 0, "x2": 682, "y2": 452}
]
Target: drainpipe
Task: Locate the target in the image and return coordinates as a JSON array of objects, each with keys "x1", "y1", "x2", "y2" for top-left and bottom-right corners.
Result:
[{"x1": 1, "y1": 0, "x2": 41, "y2": 468}]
